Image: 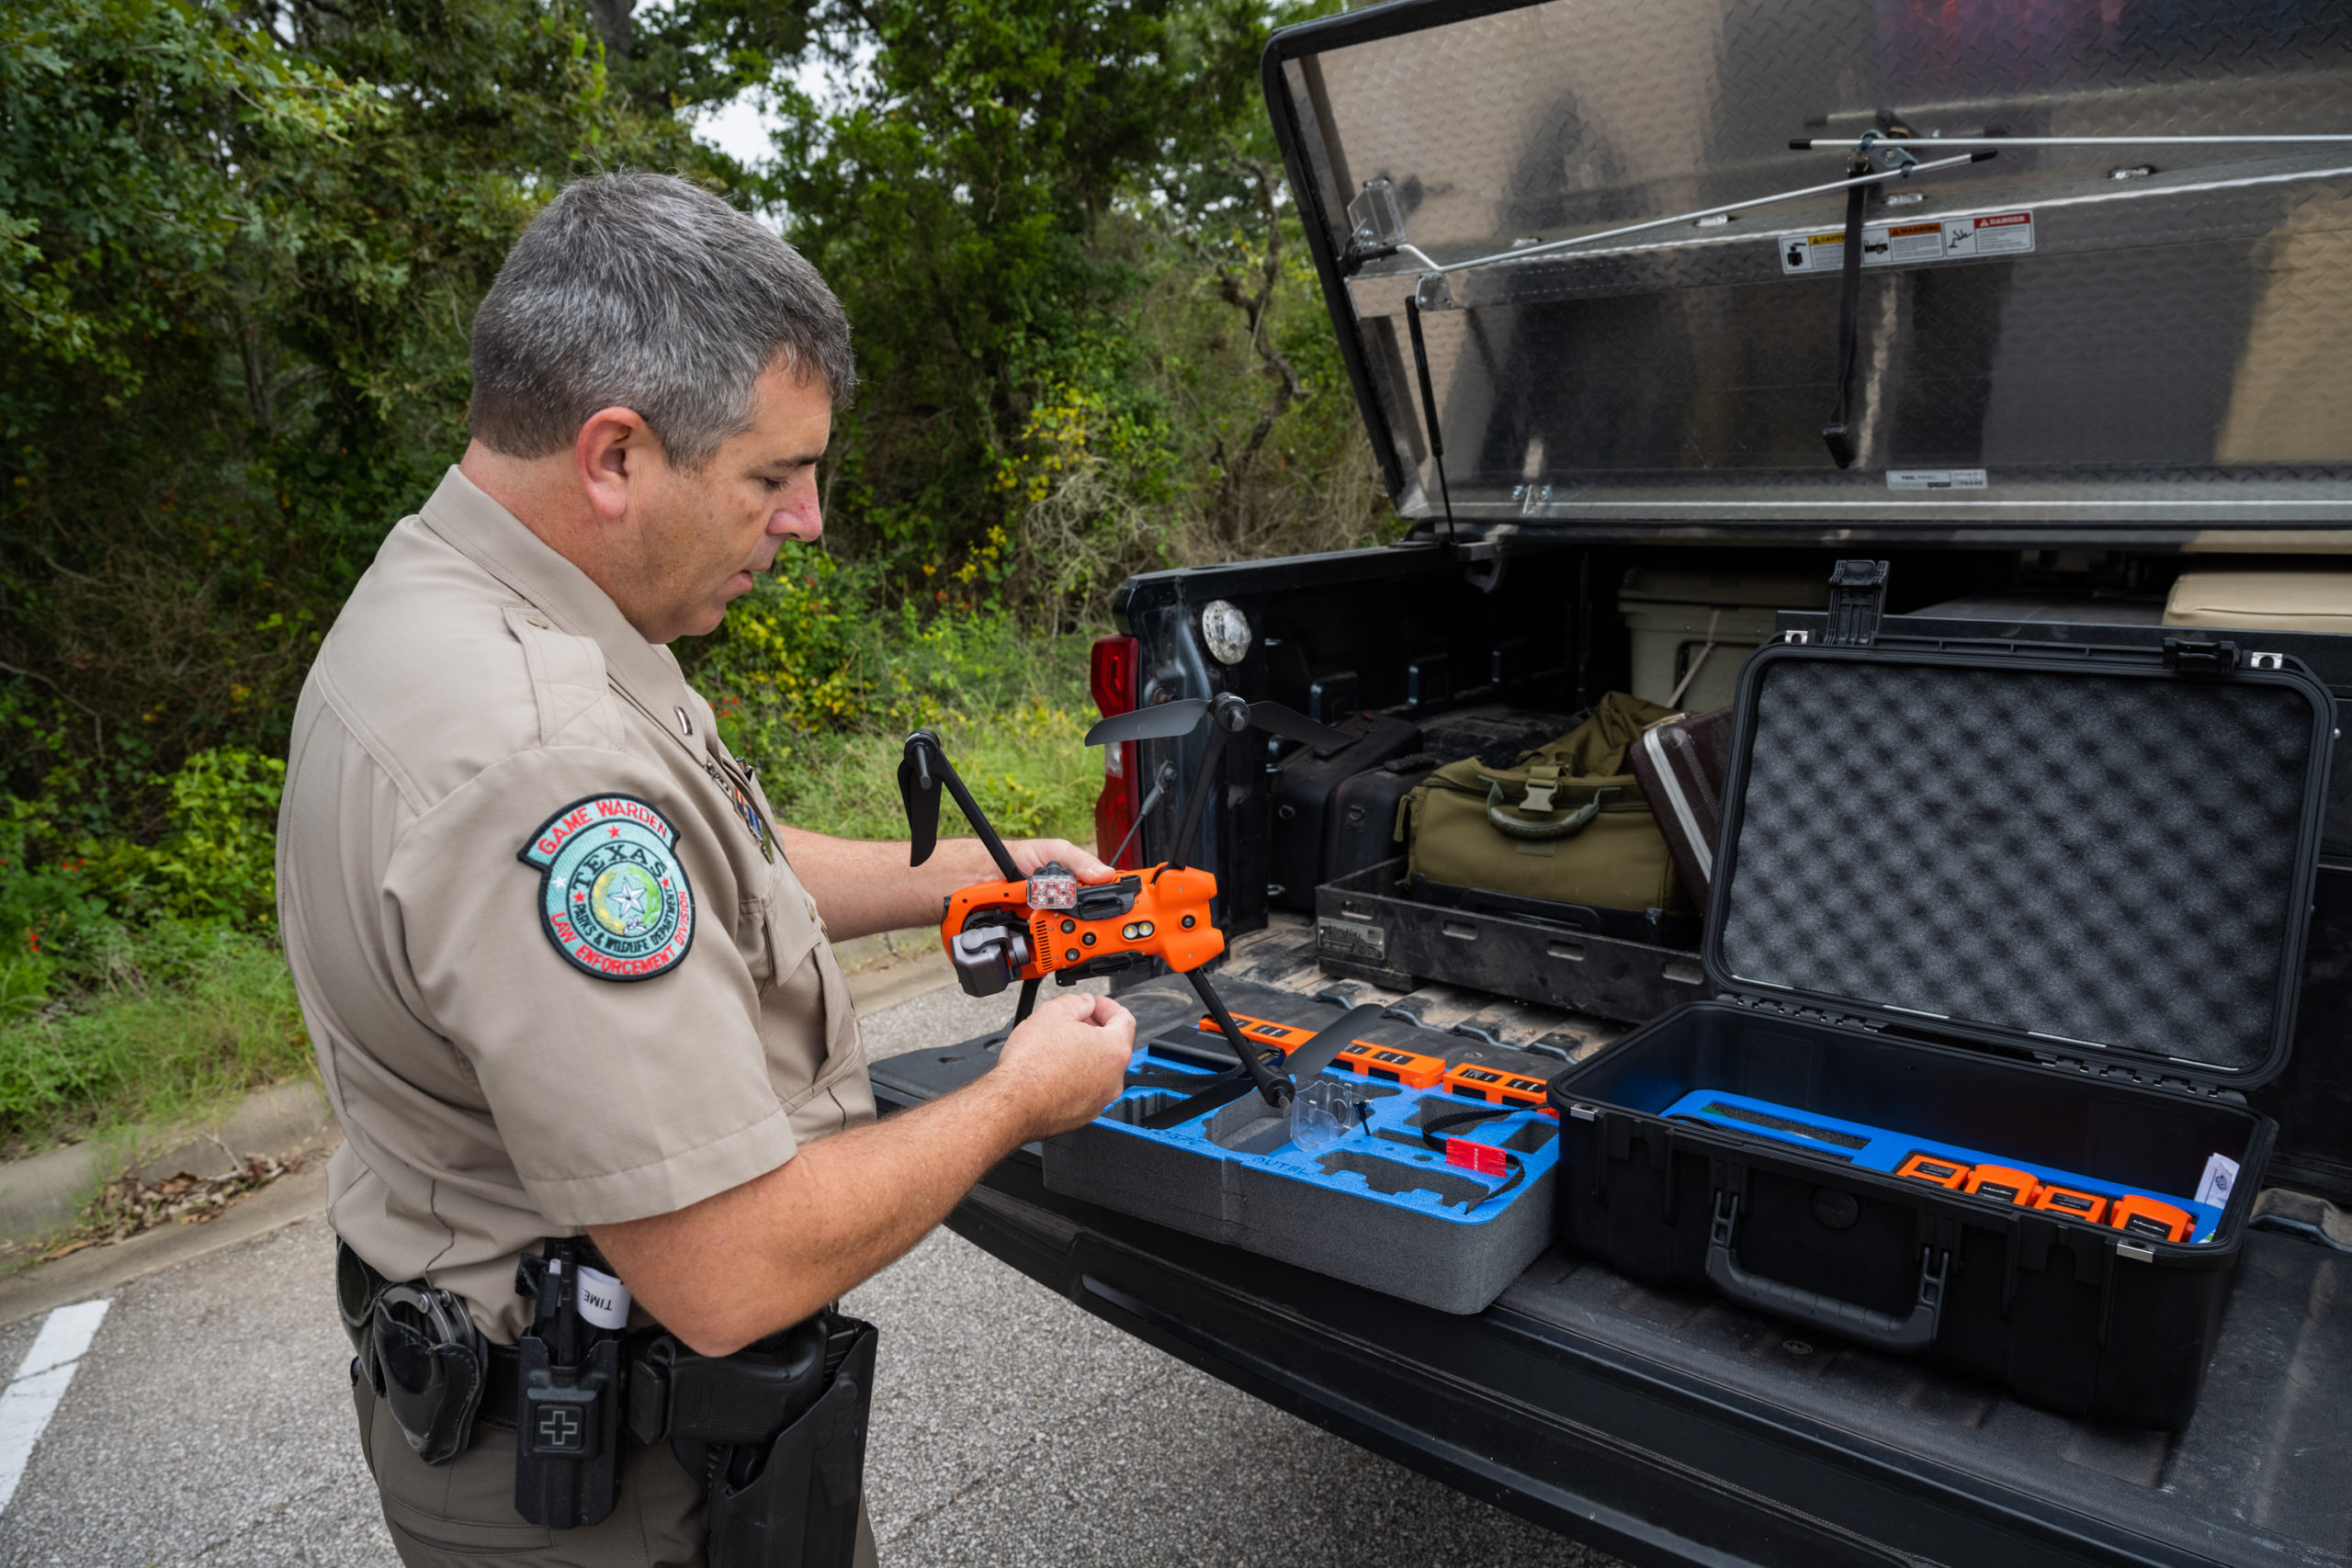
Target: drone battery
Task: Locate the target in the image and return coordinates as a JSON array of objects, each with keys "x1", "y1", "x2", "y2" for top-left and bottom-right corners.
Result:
[
  {"x1": 1442, "y1": 1063, "x2": 1555, "y2": 1114},
  {"x1": 1963, "y1": 1166, "x2": 2041, "y2": 1207},
  {"x1": 1333, "y1": 1043, "x2": 1448, "y2": 1089},
  {"x1": 2111, "y1": 1195, "x2": 2197, "y2": 1243},
  {"x1": 1895, "y1": 1154, "x2": 1972, "y2": 1190},
  {"x1": 2034, "y1": 1186, "x2": 2109, "y2": 1224}
]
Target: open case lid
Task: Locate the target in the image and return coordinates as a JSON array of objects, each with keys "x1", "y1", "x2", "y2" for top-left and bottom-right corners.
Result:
[
  {"x1": 1702, "y1": 579, "x2": 2336, "y2": 1089},
  {"x1": 1262, "y1": 1, "x2": 2352, "y2": 532}
]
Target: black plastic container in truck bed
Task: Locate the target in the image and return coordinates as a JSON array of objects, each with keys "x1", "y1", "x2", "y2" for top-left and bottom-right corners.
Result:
[{"x1": 869, "y1": 953, "x2": 2352, "y2": 1568}]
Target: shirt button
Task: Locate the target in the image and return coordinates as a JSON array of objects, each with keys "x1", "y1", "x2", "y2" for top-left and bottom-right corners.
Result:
[{"x1": 526, "y1": 616, "x2": 550, "y2": 629}]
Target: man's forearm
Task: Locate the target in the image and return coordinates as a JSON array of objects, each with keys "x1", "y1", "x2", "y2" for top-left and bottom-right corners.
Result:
[
  {"x1": 779, "y1": 827, "x2": 1005, "y2": 940},
  {"x1": 591, "y1": 1068, "x2": 1039, "y2": 1354}
]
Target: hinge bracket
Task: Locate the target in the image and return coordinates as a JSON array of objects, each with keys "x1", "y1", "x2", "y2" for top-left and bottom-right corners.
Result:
[{"x1": 1823, "y1": 559, "x2": 1889, "y2": 647}]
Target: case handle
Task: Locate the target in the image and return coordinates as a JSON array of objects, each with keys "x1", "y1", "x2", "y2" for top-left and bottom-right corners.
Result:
[
  {"x1": 1706, "y1": 1190, "x2": 1946, "y2": 1353},
  {"x1": 1480, "y1": 779, "x2": 1619, "y2": 840}
]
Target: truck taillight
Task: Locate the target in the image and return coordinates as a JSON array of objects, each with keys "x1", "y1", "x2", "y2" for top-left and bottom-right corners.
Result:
[{"x1": 1091, "y1": 635, "x2": 1140, "y2": 867}]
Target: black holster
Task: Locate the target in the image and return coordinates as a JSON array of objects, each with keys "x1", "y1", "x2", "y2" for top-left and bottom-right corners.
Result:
[
  {"x1": 629, "y1": 1312, "x2": 879, "y2": 1568},
  {"x1": 703, "y1": 1315, "x2": 877, "y2": 1568}
]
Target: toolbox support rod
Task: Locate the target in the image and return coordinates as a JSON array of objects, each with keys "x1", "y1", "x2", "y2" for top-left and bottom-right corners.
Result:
[
  {"x1": 1792, "y1": 134, "x2": 2352, "y2": 150},
  {"x1": 1393, "y1": 152, "x2": 1984, "y2": 280}
]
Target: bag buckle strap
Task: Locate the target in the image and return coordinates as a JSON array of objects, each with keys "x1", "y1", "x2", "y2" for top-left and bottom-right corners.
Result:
[{"x1": 1520, "y1": 764, "x2": 1562, "y2": 815}]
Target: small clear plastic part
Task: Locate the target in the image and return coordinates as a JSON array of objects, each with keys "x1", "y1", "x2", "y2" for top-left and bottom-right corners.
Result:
[
  {"x1": 1026, "y1": 863, "x2": 1079, "y2": 909},
  {"x1": 1289, "y1": 1078, "x2": 1360, "y2": 1156},
  {"x1": 1199, "y1": 600, "x2": 1252, "y2": 666}
]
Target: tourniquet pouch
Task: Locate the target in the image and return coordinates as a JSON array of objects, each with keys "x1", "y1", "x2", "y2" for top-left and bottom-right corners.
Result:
[
  {"x1": 1546, "y1": 604, "x2": 2335, "y2": 1429},
  {"x1": 1401, "y1": 692, "x2": 1689, "y2": 921},
  {"x1": 703, "y1": 1314, "x2": 877, "y2": 1568}
]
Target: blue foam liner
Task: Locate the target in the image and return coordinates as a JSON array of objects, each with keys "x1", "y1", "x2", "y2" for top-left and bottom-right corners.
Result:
[
  {"x1": 1094, "y1": 1046, "x2": 1559, "y2": 1228},
  {"x1": 1657, "y1": 1089, "x2": 2223, "y2": 1243}
]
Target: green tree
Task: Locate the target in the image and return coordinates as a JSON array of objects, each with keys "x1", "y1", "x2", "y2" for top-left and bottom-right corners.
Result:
[{"x1": 0, "y1": 0, "x2": 708, "y2": 833}]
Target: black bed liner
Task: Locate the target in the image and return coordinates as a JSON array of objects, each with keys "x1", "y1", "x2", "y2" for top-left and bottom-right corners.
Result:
[{"x1": 872, "y1": 942, "x2": 2352, "y2": 1568}]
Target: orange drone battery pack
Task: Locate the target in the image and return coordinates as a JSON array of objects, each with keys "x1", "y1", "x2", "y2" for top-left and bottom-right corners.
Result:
[
  {"x1": 1199, "y1": 1012, "x2": 1449, "y2": 1089},
  {"x1": 1964, "y1": 1165, "x2": 2041, "y2": 1206},
  {"x1": 1333, "y1": 1043, "x2": 1448, "y2": 1089},
  {"x1": 1202, "y1": 1012, "x2": 1310, "y2": 1053},
  {"x1": 1442, "y1": 1063, "x2": 1556, "y2": 1115},
  {"x1": 1895, "y1": 1153, "x2": 1972, "y2": 1190},
  {"x1": 2110, "y1": 1194, "x2": 2196, "y2": 1243},
  {"x1": 2032, "y1": 1185, "x2": 2109, "y2": 1224}
]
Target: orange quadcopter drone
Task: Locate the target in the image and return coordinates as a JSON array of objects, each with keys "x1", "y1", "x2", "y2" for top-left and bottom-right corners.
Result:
[{"x1": 899, "y1": 692, "x2": 1352, "y2": 1110}]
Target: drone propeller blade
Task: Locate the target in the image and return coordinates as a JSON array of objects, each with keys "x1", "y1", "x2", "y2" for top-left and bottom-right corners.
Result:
[
  {"x1": 1084, "y1": 699, "x2": 1208, "y2": 748},
  {"x1": 897, "y1": 733, "x2": 943, "y2": 867},
  {"x1": 1247, "y1": 701, "x2": 1352, "y2": 752}
]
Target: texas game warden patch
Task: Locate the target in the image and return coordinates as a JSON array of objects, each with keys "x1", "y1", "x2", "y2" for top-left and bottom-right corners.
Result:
[{"x1": 519, "y1": 796, "x2": 695, "y2": 981}]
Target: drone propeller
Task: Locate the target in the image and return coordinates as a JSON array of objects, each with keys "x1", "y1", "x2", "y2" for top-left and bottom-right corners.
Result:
[
  {"x1": 1244, "y1": 701, "x2": 1351, "y2": 750},
  {"x1": 1084, "y1": 697, "x2": 1351, "y2": 753},
  {"x1": 897, "y1": 729, "x2": 944, "y2": 867},
  {"x1": 898, "y1": 729, "x2": 1022, "y2": 880}
]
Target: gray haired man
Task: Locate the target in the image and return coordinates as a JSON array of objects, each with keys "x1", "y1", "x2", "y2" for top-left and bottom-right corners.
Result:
[{"x1": 277, "y1": 171, "x2": 1137, "y2": 1566}]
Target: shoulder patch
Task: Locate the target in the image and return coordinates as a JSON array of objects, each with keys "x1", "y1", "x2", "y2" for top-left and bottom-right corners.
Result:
[{"x1": 518, "y1": 795, "x2": 695, "y2": 982}]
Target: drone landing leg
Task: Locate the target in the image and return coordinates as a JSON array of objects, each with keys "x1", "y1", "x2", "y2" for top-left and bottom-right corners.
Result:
[{"x1": 1011, "y1": 977, "x2": 1041, "y2": 1028}]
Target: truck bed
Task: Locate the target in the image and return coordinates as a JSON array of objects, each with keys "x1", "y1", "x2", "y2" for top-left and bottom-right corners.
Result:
[{"x1": 870, "y1": 919, "x2": 2352, "y2": 1568}]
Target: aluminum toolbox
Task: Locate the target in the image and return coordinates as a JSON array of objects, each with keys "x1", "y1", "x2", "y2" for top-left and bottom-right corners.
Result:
[{"x1": 1548, "y1": 580, "x2": 2335, "y2": 1428}]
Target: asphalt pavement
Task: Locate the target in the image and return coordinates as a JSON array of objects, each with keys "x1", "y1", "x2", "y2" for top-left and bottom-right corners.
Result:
[{"x1": 0, "y1": 979, "x2": 1621, "y2": 1567}]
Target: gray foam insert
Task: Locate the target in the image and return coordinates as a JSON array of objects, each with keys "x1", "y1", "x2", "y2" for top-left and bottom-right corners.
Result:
[{"x1": 1719, "y1": 659, "x2": 2320, "y2": 1071}]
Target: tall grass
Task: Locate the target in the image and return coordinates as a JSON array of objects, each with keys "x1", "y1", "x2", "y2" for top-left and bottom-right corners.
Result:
[{"x1": 0, "y1": 929, "x2": 308, "y2": 1156}]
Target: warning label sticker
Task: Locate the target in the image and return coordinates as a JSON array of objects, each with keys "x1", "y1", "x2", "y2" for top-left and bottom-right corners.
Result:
[
  {"x1": 1781, "y1": 209, "x2": 2035, "y2": 275},
  {"x1": 1886, "y1": 468, "x2": 1989, "y2": 491}
]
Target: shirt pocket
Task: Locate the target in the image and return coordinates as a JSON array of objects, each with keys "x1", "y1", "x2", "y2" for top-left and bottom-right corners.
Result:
[{"x1": 755, "y1": 880, "x2": 828, "y2": 998}]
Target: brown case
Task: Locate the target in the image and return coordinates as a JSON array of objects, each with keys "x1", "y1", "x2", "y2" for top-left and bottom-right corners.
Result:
[{"x1": 1630, "y1": 706, "x2": 1733, "y2": 909}]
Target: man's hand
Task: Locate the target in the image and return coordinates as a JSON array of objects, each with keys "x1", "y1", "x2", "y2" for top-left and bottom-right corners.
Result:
[
  {"x1": 989, "y1": 992, "x2": 1136, "y2": 1140},
  {"x1": 592, "y1": 988, "x2": 1139, "y2": 1356},
  {"x1": 1004, "y1": 838, "x2": 1114, "y2": 885}
]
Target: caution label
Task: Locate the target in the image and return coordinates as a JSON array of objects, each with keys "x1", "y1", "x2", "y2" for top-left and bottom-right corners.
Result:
[{"x1": 1781, "y1": 209, "x2": 2035, "y2": 274}]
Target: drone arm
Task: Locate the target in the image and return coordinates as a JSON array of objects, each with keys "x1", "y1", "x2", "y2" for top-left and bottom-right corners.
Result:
[{"x1": 1185, "y1": 967, "x2": 1291, "y2": 1107}]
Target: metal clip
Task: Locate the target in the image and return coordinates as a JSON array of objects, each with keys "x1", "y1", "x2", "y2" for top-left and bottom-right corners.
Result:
[{"x1": 2248, "y1": 650, "x2": 2285, "y2": 671}]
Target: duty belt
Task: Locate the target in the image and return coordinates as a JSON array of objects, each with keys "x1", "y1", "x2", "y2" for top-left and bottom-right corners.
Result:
[{"x1": 336, "y1": 1239, "x2": 848, "y2": 1450}]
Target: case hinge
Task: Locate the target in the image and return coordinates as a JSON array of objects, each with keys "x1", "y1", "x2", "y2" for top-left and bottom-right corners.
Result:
[
  {"x1": 1822, "y1": 559, "x2": 1889, "y2": 648},
  {"x1": 2162, "y1": 636, "x2": 2238, "y2": 675}
]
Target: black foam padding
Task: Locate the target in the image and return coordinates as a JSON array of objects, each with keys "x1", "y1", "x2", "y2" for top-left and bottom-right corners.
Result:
[{"x1": 1720, "y1": 660, "x2": 2319, "y2": 1071}]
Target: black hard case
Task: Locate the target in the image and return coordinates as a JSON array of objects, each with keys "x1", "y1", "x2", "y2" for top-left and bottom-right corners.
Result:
[
  {"x1": 1268, "y1": 714, "x2": 1423, "y2": 913},
  {"x1": 1546, "y1": 635, "x2": 2335, "y2": 1429}
]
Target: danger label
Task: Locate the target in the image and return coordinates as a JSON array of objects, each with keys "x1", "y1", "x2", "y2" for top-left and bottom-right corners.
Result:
[{"x1": 1781, "y1": 209, "x2": 2035, "y2": 274}]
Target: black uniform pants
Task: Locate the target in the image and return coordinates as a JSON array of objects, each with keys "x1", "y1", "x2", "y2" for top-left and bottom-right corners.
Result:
[{"x1": 352, "y1": 1360, "x2": 879, "y2": 1567}]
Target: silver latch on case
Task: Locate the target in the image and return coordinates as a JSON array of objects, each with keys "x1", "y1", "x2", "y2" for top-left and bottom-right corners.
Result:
[
  {"x1": 2248, "y1": 650, "x2": 2284, "y2": 670},
  {"x1": 2117, "y1": 1240, "x2": 2157, "y2": 1263},
  {"x1": 1781, "y1": 629, "x2": 1811, "y2": 645}
]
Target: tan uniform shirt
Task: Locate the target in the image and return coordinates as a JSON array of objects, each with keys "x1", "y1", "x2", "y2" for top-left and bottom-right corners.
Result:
[{"x1": 277, "y1": 467, "x2": 872, "y2": 1342}]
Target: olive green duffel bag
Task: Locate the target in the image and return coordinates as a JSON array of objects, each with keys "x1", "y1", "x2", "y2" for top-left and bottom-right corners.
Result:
[{"x1": 1399, "y1": 692, "x2": 1692, "y2": 922}]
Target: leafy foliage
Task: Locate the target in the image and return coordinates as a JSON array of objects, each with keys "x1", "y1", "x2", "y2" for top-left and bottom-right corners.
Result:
[{"x1": 0, "y1": 0, "x2": 1396, "y2": 1145}]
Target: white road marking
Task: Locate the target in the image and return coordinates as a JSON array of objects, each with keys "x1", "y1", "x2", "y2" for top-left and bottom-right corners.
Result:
[{"x1": 0, "y1": 1299, "x2": 111, "y2": 1516}]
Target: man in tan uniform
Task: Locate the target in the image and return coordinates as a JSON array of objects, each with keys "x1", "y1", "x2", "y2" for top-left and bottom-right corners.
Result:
[{"x1": 277, "y1": 172, "x2": 1137, "y2": 1565}]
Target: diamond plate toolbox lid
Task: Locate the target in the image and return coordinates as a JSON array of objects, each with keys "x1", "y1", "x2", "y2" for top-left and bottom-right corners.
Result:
[
  {"x1": 1263, "y1": 0, "x2": 2352, "y2": 534},
  {"x1": 1699, "y1": 628, "x2": 2335, "y2": 1089}
]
